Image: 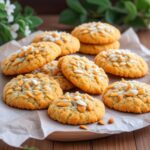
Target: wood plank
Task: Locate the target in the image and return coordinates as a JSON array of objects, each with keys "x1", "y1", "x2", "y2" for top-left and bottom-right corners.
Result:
[
  {"x1": 134, "y1": 127, "x2": 150, "y2": 150},
  {"x1": 0, "y1": 140, "x2": 21, "y2": 150},
  {"x1": 23, "y1": 138, "x2": 53, "y2": 150},
  {"x1": 53, "y1": 141, "x2": 73, "y2": 150},
  {"x1": 92, "y1": 132, "x2": 136, "y2": 150},
  {"x1": 73, "y1": 141, "x2": 91, "y2": 150},
  {"x1": 53, "y1": 141, "x2": 91, "y2": 150},
  {"x1": 0, "y1": 139, "x2": 53, "y2": 150}
]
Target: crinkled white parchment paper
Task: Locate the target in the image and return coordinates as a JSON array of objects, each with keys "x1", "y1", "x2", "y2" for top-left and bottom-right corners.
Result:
[{"x1": 0, "y1": 28, "x2": 150, "y2": 147}]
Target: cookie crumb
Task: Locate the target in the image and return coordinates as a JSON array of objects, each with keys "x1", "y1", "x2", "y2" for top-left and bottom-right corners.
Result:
[
  {"x1": 98, "y1": 119, "x2": 105, "y2": 125},
  {"x1": 108, "y1": 117, "x2": 115, "y2": 124},
  {"x1": 80, "y1": 125, "x2": 88, "y2": 130}
]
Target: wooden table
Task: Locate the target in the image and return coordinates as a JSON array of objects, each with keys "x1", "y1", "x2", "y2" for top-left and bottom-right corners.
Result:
[{"x1": 0, "y1": 15, "x2": 150, "y2": 150}]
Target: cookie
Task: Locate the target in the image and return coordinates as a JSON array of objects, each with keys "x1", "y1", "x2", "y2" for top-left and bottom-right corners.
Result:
[
  {"x1": 95, "y1": 49, "x2": 148, "y2": 78},
  {"x1": 48, "y1": 92, "x2": 105, "y2": 125},
  {"x1": 80, "y1": 41, "x2": 120, "y2": 55},
  {"x1": 59, "y1": 55, "x2": 109, "y2": 94},
  {"x1": 103, "y1": 80, "x2": 150, "y2": 113},
  {"x1": 1, "y1": 42, "x2": 61, "y2": 75},
  {"x1": 32, "y1": 31, "x2": 80, "y2": 56},
  {"x1": 71, "y1": 22, "x2": 120, "y2": 44},
  {"x1": 33, "y1": 61, "x2": 74, "y2": 91},
  {"x1": 3, "y1": 73, "x2": 63, "y2": 110}
]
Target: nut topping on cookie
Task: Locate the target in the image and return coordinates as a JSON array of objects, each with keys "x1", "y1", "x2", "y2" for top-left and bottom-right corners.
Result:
[
  {"x1": 95, "y1": 49, "x2": 148, "y2": 78},
  {"x1": 59, "y1": 55, "x2": 109, "y2": 94},
  {"x1": 3, "y1": 73, "x2": 63, "y2": 110},
  {"x1": 32, "y1": 31, "x2": 80, "y2": 56},
  {"x1": 48, "y1": 92, "x2": 105, "y2": 125},
  {"x1": 103, "y1": 80, "x2": 150, "y2": 113}
]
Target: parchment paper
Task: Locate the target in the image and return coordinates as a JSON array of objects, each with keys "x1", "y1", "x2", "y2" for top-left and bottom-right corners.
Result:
[{"x1": 0, "y1": 28, "x2": 150, "y2": 148}]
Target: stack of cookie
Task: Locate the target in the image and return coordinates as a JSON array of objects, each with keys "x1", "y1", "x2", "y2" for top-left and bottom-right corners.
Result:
[{"x1": 72, "y1": 22, "x2": 121, "y2": 55}]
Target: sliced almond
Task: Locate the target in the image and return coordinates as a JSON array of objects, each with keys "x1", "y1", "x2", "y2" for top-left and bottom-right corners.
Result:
[
  {"x1": 56, "y1": 40, "x2": 62, "y2": 45},
  {"x1": 79, "y1": 125, "x2": 88, "y2": 130},
  {"x1": 6, "y1": 89, "x2": 13, "y2": 94},
  {"x1": 26, "y1": 54, "x2": 34, "y2": 60},
  {"x1": 82, "y1": 30, "x2": 89, "y2": 34},
  {"x1": 18, "y1": 80, "x2": 24, "y2": 86},
  {"x1": 87, "y1": 104, "x2": 93, "y2": 111},
  {"x1": 19, "y1": 51, "x2": 25, "y2": 57},
  {"x1": 98, "y1": 120, "x2": 105, "y2": 125},
  {"x1": 52, "y1": 33, "x2": 59, "y2": 37},
  {"x1": 108, "y1": 117, "x2": 115, "y2": 124},
  {"x1": 12, "y1": 59, "x2": 21, "y2": 66},
  {"x1": 26, "y1": 91, "x2": 34, "y2": 98},
  {"x1": 125, "y1": 84, "x2": 132, "y2": 91},
  {"x1": 77, "y1": 105, "x2": 86, "y2": 113},
  {"x1": 56, "y1": 101, "x2": 71, "y2": 107},
  {"x1": 138, "y1": 88, "x2": 145, "y2": 95},
  {"x1": 110, "y1": 93, "x2": 118, "y2": 97},
  {"x1": 24, "y1": 83, "x2": 30, "y2": 89}
]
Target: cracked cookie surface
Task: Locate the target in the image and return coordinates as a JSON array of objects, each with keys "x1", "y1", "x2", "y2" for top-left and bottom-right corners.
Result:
[
  {"x1": 71, "y1": 22, "x2": 120, "y2": 44},
  {"x1": 3, "y1": 73, "x2": 63, "y2": 110},
  {"x1": 59, "y1": 55, "x2": 109, "y2": 94},
  {"x1": 80, "y1": 41, "x2": 120, "y2": 55},
  {"x1": 103, "y1": 80, "x2": 150, "y2": 113},
  {"x1": 48, "y1": 92, "x2": 105, "y2": 125},
  {"x1": 1, "y1": 42, "x2": 61, "y2": 75},
  {"x1": 95, "y1": 49, "x2": 148, "y2": 78},
  {"x1": 33, "y1": 61, "x2": 74, "y2": 91},
  {"x1": 32, "y1": 31, "x2": 80, "y2": 56}
]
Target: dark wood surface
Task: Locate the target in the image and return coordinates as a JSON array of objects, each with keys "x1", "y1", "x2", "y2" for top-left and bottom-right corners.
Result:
[{"x1": 0, "y1": 15, "x2": 150, "y2": 150}]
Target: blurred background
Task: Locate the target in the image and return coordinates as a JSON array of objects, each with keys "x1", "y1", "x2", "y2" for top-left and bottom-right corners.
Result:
[
  {"x1": 18, "y1": 0, "x2": 150, "y2": 49},
  {"x1": 0, "y1": 0, "x2": 150, "y2": 46},
  {"x1": 18, "y1": 0, "x2": 67, "y2": 14}
]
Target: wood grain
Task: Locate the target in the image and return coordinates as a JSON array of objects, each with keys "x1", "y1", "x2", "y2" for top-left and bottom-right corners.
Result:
[
  {"x1": 134, "y1": 127, "x2": 150, "y2": 150},
  {"x1": 0, "y1": 15, "x2": 150, "y2": 150},
  {"x1": 92, "y1": 132, "x2": 136, "y2": 150}
]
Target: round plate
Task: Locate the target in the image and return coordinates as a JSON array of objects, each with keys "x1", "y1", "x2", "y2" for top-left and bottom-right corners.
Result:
[{"x1": 47, "y1": 131, "x2": 109, "y2": 141}]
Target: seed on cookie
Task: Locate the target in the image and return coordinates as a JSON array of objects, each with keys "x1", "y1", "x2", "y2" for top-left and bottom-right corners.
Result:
[
  {"x1": 32, "y1": 60, "x2": 74, "y2": 91},
  {"x1": 58, "y1": 55, "x2": 109, "y2": 94},
  {"x1": 3, "y1": 73, "x2": 63, "y2": 110},
  {"x1": 32, "y1": 31, "x2": 80, "y2": 56},
  {"x1": 1, "y1": 42, "x2": 61, "y2": 75},
  {"x1": 103, "y1": 80, "x2": 150, "y2": 113},
  {"x1": 71, "y1": 22, "x2": 120, "y2": 44},
  {"x1": 95, "y1": 49, "x2": 148, "y2": 78},
  {"x1": 48, "y1": 92, "x2": 105, "y2": 125}
]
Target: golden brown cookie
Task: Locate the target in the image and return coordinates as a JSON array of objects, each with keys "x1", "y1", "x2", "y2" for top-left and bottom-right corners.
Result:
[
  {"x1": 103, "y1": 80, "x2": 150, "y2": 113},
  {"x1": 79, "y1": 41, "x2": 120, "y2": 55},
  {"x1": 71, "y1": 22, "x2": 120, "y2": 44},
  {"x1": 59, "y1": 55, "x2": 109, "y2": 94},
  {"x1": 95, "y1": 49, "x2": 148, "y2": 78},
  {"x1": 48, "y1": 92, "x2": 105, "y2": 125},
  {"x1": 1, "y1": 42, "x2": 61, "y2": 75},
  {"x1": 32, "y1": 31, "x2": 80, "y2": 56},
  {"x1": 33, "y1": 61, "x2": 74, "y2": 91},
  {"x1": 3, "y1": 73, "x2": 63, "y2": 110}
]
